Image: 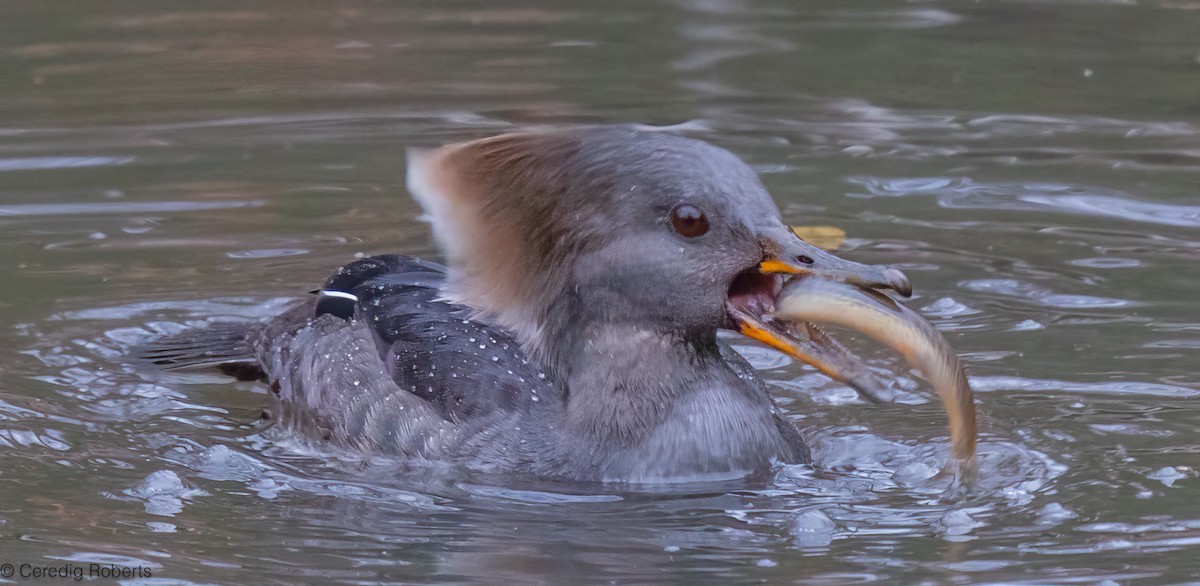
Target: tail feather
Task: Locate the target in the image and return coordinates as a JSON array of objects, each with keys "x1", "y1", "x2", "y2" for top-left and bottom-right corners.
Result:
[{"x1": 136, "y1": 322, "x2": 258, "y2": 373}]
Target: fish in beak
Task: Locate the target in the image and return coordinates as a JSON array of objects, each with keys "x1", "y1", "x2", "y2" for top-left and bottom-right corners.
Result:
[
  {"x1": 726, "y1": 226, "x2": 912, "y2": 403},
  {"x1": 726, "y1": 226, "x2": 977, "y2": 461}
]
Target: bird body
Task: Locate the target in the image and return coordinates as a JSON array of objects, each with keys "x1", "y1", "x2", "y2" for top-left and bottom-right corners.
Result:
[{"x1": 145, "y1": 126, "x2": 919, "y2": 483}]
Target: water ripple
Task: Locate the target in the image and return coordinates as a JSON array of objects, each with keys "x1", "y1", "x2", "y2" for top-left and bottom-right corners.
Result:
[
  {"x1": 971, "y1": 375, "x2": 1200, "y2": 398},
  {"x1": 0, "y1": 200, "x2": 264, "y2": 217},
  {"x1": 850, "y1": 177, "x2": 1200, "y2": 229},
  {"x1": 0, "y1": 156, "x2": 134, "y2": 172},
  {"x1": 961, "y1": 278, "x2": 1133, "y2": 309}
]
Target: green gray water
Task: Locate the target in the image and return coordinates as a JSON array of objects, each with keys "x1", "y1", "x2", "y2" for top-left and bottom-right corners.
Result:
[{"x1": 1, "y1": 1, "x2": 1198, "y2": 583}]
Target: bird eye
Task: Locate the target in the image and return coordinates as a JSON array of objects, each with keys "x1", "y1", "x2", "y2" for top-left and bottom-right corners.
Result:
[{"x1": 670, "y1": 204, "x2": 709, "y2": 238}]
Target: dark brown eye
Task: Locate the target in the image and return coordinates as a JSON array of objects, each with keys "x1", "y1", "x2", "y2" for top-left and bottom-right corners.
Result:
[{"x1": 670, "y1": 204, "x2": 709, "y2": 238}]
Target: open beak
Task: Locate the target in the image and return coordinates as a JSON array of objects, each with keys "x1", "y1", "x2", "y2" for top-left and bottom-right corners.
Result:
[
  {"x1": 725, "y1": 225, "x2": 977, "y2": 460},
  {"x1": 725, "y1": 226, "x2": 911, "y2": 404}
]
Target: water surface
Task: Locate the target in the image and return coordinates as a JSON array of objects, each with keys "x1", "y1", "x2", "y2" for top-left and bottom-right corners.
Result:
[{"x1": 2, "y1": 0, "x2": 1198, "y2": 583}]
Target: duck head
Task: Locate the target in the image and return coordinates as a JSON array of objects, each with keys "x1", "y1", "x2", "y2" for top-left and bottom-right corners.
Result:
[{"x1": 406, "y1": 125, "x2": 910, "y2": 397}]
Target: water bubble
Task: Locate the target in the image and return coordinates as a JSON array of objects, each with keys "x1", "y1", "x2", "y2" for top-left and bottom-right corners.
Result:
[{"x1": 789, "y1": 509, "x2": 835, "y2": 547}]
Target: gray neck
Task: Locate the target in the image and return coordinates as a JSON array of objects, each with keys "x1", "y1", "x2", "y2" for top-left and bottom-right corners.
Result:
[
  {"x1": 538, "y1": 318, "x2": 800, "y2": 482},
  {"x1": 551, "y1": 319, "x2": 725, "y2": 443}
]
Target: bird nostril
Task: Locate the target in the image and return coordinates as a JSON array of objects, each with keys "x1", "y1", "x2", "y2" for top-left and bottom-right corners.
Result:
[{"x1": 796, "y1": 255, "x2": 814, "y2": 265}]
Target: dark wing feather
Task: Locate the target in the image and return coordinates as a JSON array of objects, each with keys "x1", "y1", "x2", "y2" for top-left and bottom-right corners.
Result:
[
  {"x1": 137, "y1": 255, "x2": 553, "y2": 429},
  {"x1": 331, "y1": 256, "x2": 551, "y2": 424}
]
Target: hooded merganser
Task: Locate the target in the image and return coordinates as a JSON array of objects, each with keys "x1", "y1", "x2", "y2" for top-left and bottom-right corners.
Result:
[{"x1": 144, "y1": 125, "x2": 950, "y2": 483}]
